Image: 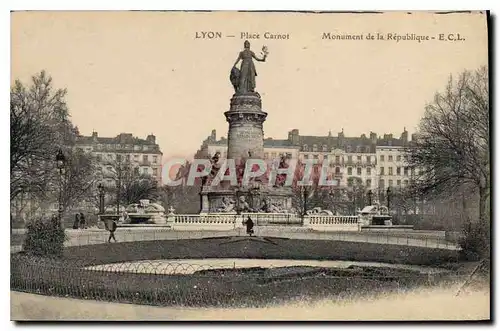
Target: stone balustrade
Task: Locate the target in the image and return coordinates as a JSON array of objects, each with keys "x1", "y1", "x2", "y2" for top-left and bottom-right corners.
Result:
[
  {"x1": 166, "y1": 212, "x2": 361, "y2": 232},
  {"x1": 304, "y1": 215, "x2": 360, "y2": 231},
  {"x1": 240, "y1": 212, "x2": 302, "y2": 226},
  {"x1": 169, "y1": 213, "x2": 242, "y2": 231}
]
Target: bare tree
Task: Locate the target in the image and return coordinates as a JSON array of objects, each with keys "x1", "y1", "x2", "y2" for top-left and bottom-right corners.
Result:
[
  {"x1": 10, "y1": 71, "x2": 73, "y2": 202},
  {"x1": 407, "y1": 66, "x2": 489, "y2": 224}
]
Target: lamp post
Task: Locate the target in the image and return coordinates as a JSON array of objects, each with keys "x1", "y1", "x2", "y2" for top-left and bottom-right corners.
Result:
[
  {"x1": 55, "y1": 149, "x2": 66, "y2": 223},
  {"x1": 98, "y1": 183, "x2": 105, "y2": 215},
  {"x1": 386, "y1": 186, "x2": 392, "y2": 212},
  {"x1": 367, "y1": 189, "x2": 373, "y2": 206}
]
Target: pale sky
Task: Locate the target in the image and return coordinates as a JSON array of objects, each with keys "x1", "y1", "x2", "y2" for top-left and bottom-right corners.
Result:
[{"x1": 11, "y1": 11, "x2": 488, "y2": 160}]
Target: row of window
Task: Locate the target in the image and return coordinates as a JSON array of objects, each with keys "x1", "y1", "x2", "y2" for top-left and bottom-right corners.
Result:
[
  {"x1": 90, "y1": 144, "x2": 154, "y2": 152},
  {"x1": 347, "y1": 178, "x2": 410, "y2": 188},
  {"x1": 339, "y1": 166, "x2": 419, "y2": 177},
  {"x1": 302, "y1": 144, "x2": 373, "y2": 153},
  {"x1": 100, "y1": 166, "x2": 160, "y2": 177},
  {"x1": 379, "y1": 154, "x2": 407, "y2": 162},
  {"x1": 95, "y1": 153, "x2": 159, "y2": 164},
  {"x1": 379, "y1": 166, "x2": 418, "y2": 176}
]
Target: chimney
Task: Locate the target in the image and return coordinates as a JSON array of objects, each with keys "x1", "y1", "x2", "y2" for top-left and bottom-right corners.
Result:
[
  {"x1": 210, "y1": 129, "x2": 216, "y2": 141},
  {"x1": 401, "y1": 127, "x2": 408, "y2": 143},
  {"x1": 92, "y1": 131, "x2": 98, "y2": 138},
  {"x1": 146, "y1": 134, "x2": 156, "y2": 144},
  {"x1": 288, "y1": 129, "x2": 300, "y2": 145},
  {"x1": 370, "y1": 131, "x2": 377, "y2": 144}
]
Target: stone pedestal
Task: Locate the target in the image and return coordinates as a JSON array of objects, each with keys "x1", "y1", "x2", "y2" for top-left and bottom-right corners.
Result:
[
  {"x1": 224, "y1": 93, "x2": 267, "y2": 161},
  {"x1": 199, "y1": 91, "x2": 294, "y2": 216}
]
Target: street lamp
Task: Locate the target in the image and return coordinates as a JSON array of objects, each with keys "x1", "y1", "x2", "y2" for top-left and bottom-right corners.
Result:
[
  {"x1": 55, "y1": 149, "x2": 66, "y2": 222},
  {"x1": 386, "y1": 186, "x2": 392, "y2": 212},
  {"x1": 367, "y1": 189, "x2": 373, "y2": 206},
  {"x1": 97, "y1": 183, "x2": 105, "y2": 215}
]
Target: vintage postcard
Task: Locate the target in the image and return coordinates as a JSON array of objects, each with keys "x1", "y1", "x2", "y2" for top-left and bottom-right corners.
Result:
[{"x1": 10, "y1": 11, "x2": 490, "y2": 321}]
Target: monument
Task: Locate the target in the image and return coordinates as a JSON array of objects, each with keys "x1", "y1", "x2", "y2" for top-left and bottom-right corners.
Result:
[{"x1": 200, "y1": 41, "x2": 294, "y2": 214}]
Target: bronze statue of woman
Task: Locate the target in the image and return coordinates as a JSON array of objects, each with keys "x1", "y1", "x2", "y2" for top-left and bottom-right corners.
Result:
[{"x1": 231, "y1": 40, "x2": 268, "y2": 93}]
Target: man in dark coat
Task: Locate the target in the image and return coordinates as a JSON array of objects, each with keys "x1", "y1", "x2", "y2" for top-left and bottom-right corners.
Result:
[
  {"x1": 79, "y1": 212, "x2": 86, "y2": 229},
  {"x1": 244, "y1": 216, "x2": 254, "y2": 236},
  {"x1": 73, "y1": 213, "x2": 80, "y2": 229},
  {"x1": 107, "y1": 219, "x2": 117, "y2": 243}
]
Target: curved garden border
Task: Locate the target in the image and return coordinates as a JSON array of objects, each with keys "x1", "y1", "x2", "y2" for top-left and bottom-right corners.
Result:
[{"x1": 11, "y1": 237, "x2": 463, "y2": 308}]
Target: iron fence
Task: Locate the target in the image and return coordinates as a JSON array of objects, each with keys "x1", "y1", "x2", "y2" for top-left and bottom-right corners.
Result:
[
  {"x1": 11, "y1": 254, "x2": 473, "y2": 308},
  {"x1": 11, "y1": 227, "x2": 461, "y2": 252}
]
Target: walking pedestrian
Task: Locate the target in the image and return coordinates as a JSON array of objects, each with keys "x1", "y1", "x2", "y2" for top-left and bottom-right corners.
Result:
[
  {"x1": 73, "y1": 213, "x2": 80, "y2": 229},
  {"x1": 79, "y1": 212, "x2": 86, "y2": 229},
  {"x1": 108, "y1": 218, "x2": 117, "y2": 243},
  {"x1": 244, "y1": 216, "x2": 254, "y2": 236}
]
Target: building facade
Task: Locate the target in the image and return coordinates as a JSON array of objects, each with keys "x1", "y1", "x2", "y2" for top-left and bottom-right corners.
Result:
[
  {"x1": 195, "y1": 128, "x2": 417, "y2": 194},
  {"x1": 75, "y1": 132, "x2": 163, "y2": 186}
]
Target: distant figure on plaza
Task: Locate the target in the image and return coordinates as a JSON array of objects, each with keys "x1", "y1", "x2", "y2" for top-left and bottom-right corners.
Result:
[
  {"x1": 231, "y1": 41, "x2": 268, "y2": 93},
  {"x1": 244, "y1": 216, "x2": 254, "y2": 236},
  {"x1": 79, "y1": 212, "x2": 86, "y2": 229},
  {"x1": 73, "y1": 213, "x2": 80, "y2": 229},
  {"x1": 107, "y1": 219, "x2": 117, "y2": 243}
]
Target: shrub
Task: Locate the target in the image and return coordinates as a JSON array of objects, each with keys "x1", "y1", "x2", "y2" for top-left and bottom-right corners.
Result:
[
  {"x1": 23, "y1": 216, "x2": 67, "y2": 257},
  {"x1": 458, "y1": 221, "x2": 490, "y2": 261}
]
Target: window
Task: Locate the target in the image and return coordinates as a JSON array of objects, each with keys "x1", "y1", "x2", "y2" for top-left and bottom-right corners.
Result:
[
  {"x1": 286, "y1": 153, "x2": 292, "y2": 158},
  {"x1": 365, "y1": 146, "x2": 371, "y2": 153},
  {"x1": 357, "y1": 167, "x2": 362, "y2": 175},
  {"x1": 366, "y1": 167, "x2": 371, "y2": 175},
  {"x1": 380, "y1": 155, "x2": 385, "y2": 162},
  {"x1": 96, "y1": 155, "x2": 102, "y2": 162},
  {"x1": 347, "y1": 155, "x2": 352, "y2": 163},
  {"x1": 403, "y1": 179, "x2": 409, "y2": 186},
  {"x1": 322, "y1": 145, "x2": 328, "y2": 152},
  {"x1": 357, "y1": 155, "x2": 362, "y2": 162},
  {"x1": 388, "y1": 155, "x2": 393, "y2": 162},
  {"x1": 153, "y1": 168, "x2": 158, "y2": 176},
  {"x1": 396, "y1": 167, "x2": 401, "y2": 175},
  {"x1": 271, "y1": 152, "x2": 277, "y2": 158},
  {"x1": 134, "y1": 167, "x2": 140, "y2": 175},
  {"x1": 404, "y1": 167, "x2": 409, "y2": 176},
  {"x1": 347, "y1": 178, "x2": 353, "y2": 187},
  {"x1": 346, "y1": 145, "x2": 352, "y2": 153},
  {"x1": 126, "y1": 154, "x2": 130, "y2": 161},
  {"x1": 388, "y1": 167, "x2": 393, "y2": 175},
  {"x1": 335, "y1": 155, "x2": 340, "y2": 163},
  {"x1": 312, "y1": 144, "x2": 318, "y2": 152},
  {"x1": 388, "y1": 179, "x2": 393, "y2": 187},
  {"x1": 380, "y1": 167, "x2": 384, "y2": 175},
  {"x1": 397, "y1": 180, "x2": 401, "y2": 186},
  {"x1": 366, "y1": 155, "x2": 371, "y2": 163},
  {"x1": 335, "y1": 167, "x2": 340, "y2": 174},
  {"x1": 153, "y1": 156, "x2": 158, "y2": 164},
  {"x1": 313, "y1": 154, "x2": 319, "y2": 159},
  {"x1": 397, "y1": 155, "x2": 401, "y2": 162},
  {"x1": 134, "y1": 154, "x2": 139, "y2": 160},
  {"x1": 264, "y1": 153, "x2": 269, "y2": 159},
  {"x1": 304, "y1": 154, "x2": 309, "y2": 159},
  {"x1": 366, "y1": 179, "x2": 372, "y2": 187},
  {"x1": 303, "y1": 144, "x2": 308, "y2": 151},
  {"x1": 379, "y1": 179, "x2": 385, "y2": 188},
  {"x1": 347, "y1": 167, "x2": 352, "y2": 175},
  {"x1": 116, "y1": 154, "x2": 122, "y2": 162},
  {"x1": 143, "y1": 155, "x2": 148, "y2": 163},
  {"x1": 107, "y1": 154, "x2": 112, "y2": 160}
]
